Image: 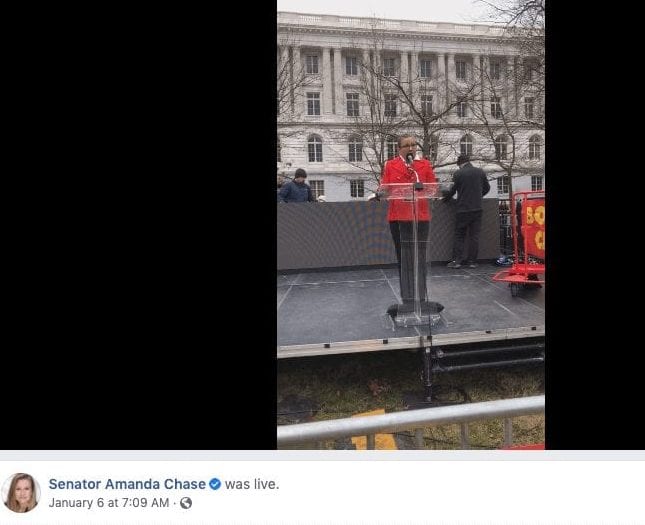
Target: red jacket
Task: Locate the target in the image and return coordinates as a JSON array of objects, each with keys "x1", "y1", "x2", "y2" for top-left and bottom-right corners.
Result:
[{"x1": 381, "y1": 156, "x2": 437, "y2": 222}]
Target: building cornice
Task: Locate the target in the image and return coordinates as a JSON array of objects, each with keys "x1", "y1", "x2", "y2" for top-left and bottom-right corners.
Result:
[
  {"x1": 277, "y1": 11, "x2": 513, "y2": 45},
  {"x1": 279, "y1": 26, "x2": 509, "y2": 46}
]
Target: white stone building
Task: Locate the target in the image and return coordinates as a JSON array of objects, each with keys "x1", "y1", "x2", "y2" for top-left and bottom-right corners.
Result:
[{"x1": 277, "y1": 11, "x2": 544, "y2": 202}]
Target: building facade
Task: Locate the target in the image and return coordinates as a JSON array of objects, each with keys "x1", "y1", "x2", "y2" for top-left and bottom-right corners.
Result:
[{"x1": 277, "y1": 11, "x2": 545, "y2": 202}]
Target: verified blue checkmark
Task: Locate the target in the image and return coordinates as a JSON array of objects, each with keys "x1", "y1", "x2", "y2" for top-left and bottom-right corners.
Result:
[{"x1": 209, "y1": 478, "x2": 221, "y2": 490}]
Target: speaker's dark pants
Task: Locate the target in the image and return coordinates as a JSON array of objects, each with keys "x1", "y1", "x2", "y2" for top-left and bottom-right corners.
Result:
[{"x1": 390, "y1": 221, "x2": 429, "y2": 303}]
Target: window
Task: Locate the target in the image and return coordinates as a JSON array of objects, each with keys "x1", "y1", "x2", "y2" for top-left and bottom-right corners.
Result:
[
  {"x1": 306, "y1": 92, "x2": 320, "y2": 115},
  {"x1": 305, "y1": 55, "x2": 319, "y2": 74},
  {"x1": 497, "y1": 176, "x2": 510, "y2": 195},
  {"x1": 460, "y1": 135, "x2": 472, "y2": 157},
  {"x1": 457, "y1": 101, "x2": 467, "y2": 118},
  {"x1": 456, "y1": 60, "x2": 466, "y2": 80},
  {"x1": 384, "y1": 94, "x2": 397, "y2": 117},
  {"x1": 524, "y1": 61, "x2": 535, "y2": 82},
  {"x1": 308, "y1": 135, "x2": 323, "y2": 162},
  {"x1": 529, "y1": 135, "x2": 541, "y2": 160},
  {"x1": 277, "y1": 138, "x2": 281, "y2": 163},
  {"x1": 490, "y1": 60, "x2": 501, "y2": 80},
  {"x1": 310, "y1": 180, "x2": 325, "y2": 200},
  {"x1": 495, "y1": 135, "x2": 507, "y2": 161},
  {"x1": 346, "y1": 93, "x2": 359, "y2": 116},
  {"x1": 531, "y1": 176, "x2": 543, "y2": 191},
  {"x1": 348, "y1": 136, "x2": 363, "y2": 162},
  {"x1": 346, "y1": 56, "x2": 358, "y2": 75},
  {"x1": 387, "y1": 140, "x2": 398, "y2": 159},
  {"x1": 491, "y1": 97, "x2": 502, "y2": 119},
  {"x1": 350, "y1": 179, "x2": 365, "y2": 198},
  {"x1": 420, "y1": 59, "x2": 432, "y2": 78},
  {"x1": 524, "y1": 97, "x2": 534, "y2": 119},
  {"x1": 421, "y1": 95, "x2": 433, "y2": 116},
  {"x1": 383, "y1": 58, "x2": 395, "y2": 77}
]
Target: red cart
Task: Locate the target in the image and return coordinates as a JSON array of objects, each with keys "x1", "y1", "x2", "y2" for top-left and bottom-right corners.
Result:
[{"x1": 493, "y1": 190, "x2": 545, "y2": 297}]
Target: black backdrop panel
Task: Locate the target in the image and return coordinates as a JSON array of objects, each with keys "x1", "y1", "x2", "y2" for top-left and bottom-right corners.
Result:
[{"x1": 277, "y1": 200, "x2": 500, "y2": 271}]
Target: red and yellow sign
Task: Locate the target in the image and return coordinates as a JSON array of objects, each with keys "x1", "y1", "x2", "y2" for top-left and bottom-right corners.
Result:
[{"x1": 523, "y1": 199, "x2": 545, "y2": 257}]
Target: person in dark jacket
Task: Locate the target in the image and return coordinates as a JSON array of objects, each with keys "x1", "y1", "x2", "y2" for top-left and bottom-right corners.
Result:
[
  {"x1": 278, "y1": 168, "x2": 316, "y2": 203},
  {"x1": 442, "y1": 154, "x2": 490, "y2": 269}
]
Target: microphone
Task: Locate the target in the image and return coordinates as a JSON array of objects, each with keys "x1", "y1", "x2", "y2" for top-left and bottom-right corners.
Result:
[{"x1": 405, "y1": 151, "x2": 422, "y2": 187}]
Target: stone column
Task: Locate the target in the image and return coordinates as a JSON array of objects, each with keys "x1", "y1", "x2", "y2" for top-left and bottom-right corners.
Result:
[
  {"x1": 501, "y1": 55, "x2": 510, "y2": 117},
  {"x1": 471, "y1": 54, "x2": 481, "y2": 83},
  {"x1": 333, "y1": 48, "x2": 343, "y2": 115},
  {"x1": 362, "y1": 49, "x2": 371, "y2": 70},
  {"x1": 400, "y1": 50, "x2": 409, "y2": 92},
  {"x1": 292, "y1": 46, "x2": 302, "y2": 117},
  {"x1": 436, "y1": 53, "x2": 445, "y2": 112},
  {"x1": 362, "y1": 49, "x2": 371, "y2": 116},
  {"x1": 278, "y1": 45, "x2": 290, "y2": 116},
  {"x1": 509, "y1": 55, "x2": 519, "y2": 117},
  {"x1": 410, "y1": 51, "x2": 418, "y2": 80},
  {"x1": 407, "y1": 51, "x2": 417, "y2": 110},
  {"x1": 471, "y1": 54, "x2": 481, "y2": 118},
  {"x1": 373, "y1": 50, "x2": 381, "y2": 76},
  {"x1": 481, "y1": 55, "x2": 489, "y2": 116},
  {"x1": 322, "y1": 47, "x2": 333, "y2": 115},
  {"x1": 446, "y1": 53, "x2": 456, "y2": 105}
]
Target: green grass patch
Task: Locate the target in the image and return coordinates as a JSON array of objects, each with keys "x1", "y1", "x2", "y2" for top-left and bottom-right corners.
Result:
[{"x1": 278, "y1": 350, "x2": 544, "y2": 449}]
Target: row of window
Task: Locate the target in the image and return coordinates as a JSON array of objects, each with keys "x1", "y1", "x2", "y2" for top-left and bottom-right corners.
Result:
[
  {"x1": 306, "y1": 180, "x2": 366, "y2": 200},
  {"x1": 281, "y1": 134, "x2": 542, "y2": 163},
  {"x1": 462, "y1": 134, "x2": 541, "y2": 160},
  {"x1": 303, "y1": 54, "x2": 536, "y2": 82},
  {"x1": 306, "y1": 175, "x2": 542, "y2": 201},
  {"x1": 497, "y1": 175, "x2": 543, "y2": 194},
  {"x1": 305, "y1": 92, "x2": 537, "y2": 119}
]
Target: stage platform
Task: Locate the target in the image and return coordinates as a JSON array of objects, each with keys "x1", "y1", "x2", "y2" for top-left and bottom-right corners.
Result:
[{"x1": 277, "y1": 263, "x2": 544, "y2": 359}]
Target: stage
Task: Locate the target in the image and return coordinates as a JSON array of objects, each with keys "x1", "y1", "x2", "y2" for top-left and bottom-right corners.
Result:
[{"x1": 277, "y1": 263, "x2": 544, "y2": 359}]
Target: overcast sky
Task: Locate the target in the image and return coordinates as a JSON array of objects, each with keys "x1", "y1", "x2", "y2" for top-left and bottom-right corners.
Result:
[{"x1": 276, "y1": 0, "x2": 493, "y2": 24}]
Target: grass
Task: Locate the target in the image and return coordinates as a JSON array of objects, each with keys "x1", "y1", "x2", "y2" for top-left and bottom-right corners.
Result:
[{"x1": 277, "y1": 349, "x2": 544, "y2": 449}]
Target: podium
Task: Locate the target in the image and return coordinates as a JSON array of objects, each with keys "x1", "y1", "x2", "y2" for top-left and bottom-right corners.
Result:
[{"x1": 377, "y1": 182, "x2": 444, "y2": 328}]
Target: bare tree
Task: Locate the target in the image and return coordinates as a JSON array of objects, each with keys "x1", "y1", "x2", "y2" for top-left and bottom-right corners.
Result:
[
  {"x1": 362, "y1": 56, "x2": 479, "y2": 169},
  {"x1": 479, "y1": 1, "x2": 544, "y2": 60},
  {"x1": 440, "y1": 1, "x2": 546, "y2": 198},
  {"x1": 335, "y1": 28, "x2": 408, "y2": 188},
  {"x1": 462, "y1": 57, "x2": 544, "y2": 199},
  {"x1": 477, "y1": 0, "x2": 545, "y2": 126},
  {"x1": 276, "y1": 34, "x2": 319, "y2": 170},
  {"x1": 339, "y1": 24, "x2": 482, "y2": 189},
  {"x1": 277, "y1": 35, "x2": 316, "y2": 122}
]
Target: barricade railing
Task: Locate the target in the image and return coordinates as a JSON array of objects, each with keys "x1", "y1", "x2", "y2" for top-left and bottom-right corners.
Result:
[{"x1": 277, "y1": 395, "x2": 544, "y2": 449}]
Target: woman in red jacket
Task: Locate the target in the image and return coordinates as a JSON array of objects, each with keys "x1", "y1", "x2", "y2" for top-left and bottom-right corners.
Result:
[{"x1": 381, "y1": 135, "x2": 437, "y2": 305}]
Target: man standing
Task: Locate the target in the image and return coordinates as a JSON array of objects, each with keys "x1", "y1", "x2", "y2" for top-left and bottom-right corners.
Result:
[
  {"x1": 278, "y1": 168, "x2": 316, "y2": 203},
  {"x1": 443, "y1": 154, "x2": 490, "y2": 269}
]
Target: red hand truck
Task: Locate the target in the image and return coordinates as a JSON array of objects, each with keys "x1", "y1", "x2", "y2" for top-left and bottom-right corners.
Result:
[{"x1": 492, "y1": 190, "x2": 545, "y2": 297}]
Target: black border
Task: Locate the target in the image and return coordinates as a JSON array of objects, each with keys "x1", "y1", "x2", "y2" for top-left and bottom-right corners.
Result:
[
  {"x1": 4, "y1": 5, "x2": 277, "y2": 450},
  {"x1": 546, "y1": 3, "x2": 641, "y2": 449}
]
